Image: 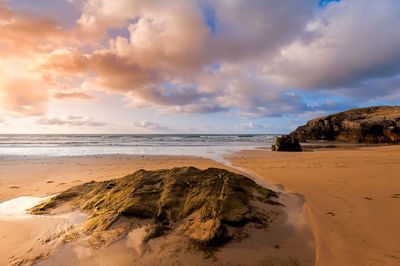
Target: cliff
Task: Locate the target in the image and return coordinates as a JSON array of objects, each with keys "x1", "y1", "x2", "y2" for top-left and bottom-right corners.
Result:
[{"x1": 290, "y1": 106, "x2": 400, "y2": 143}]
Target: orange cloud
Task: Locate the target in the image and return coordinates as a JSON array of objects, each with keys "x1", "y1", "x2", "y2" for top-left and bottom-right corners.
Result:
[
  {"x1": 39, "y1": 49, "x2": 90, "y2": 74},
  {"x1": 0, "y1": 5, "x2": 72, "y2": 57},
  {"x1": 0, "y1": 78, "x2": 49, "y2": 117},
  {"x1": 90, "y1": 51, "x2": 157, "y2": 92},
  {"x1": 0, "y1": 3, "x2": 82, "y2": 117},
  {"x1": 52, "y1": 91, "x2": 95, "y2": 100}
]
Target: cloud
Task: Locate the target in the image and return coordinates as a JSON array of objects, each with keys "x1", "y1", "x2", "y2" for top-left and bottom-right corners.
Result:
[
  {"x1": 75, "y1": 0, "x2": 316, "y2": 89},
  {"x1": 157, "y1": 103, "x2": 228, "y2": 115},
  {"x1": 133, "y1": 121, "x2": 169, "y2": 131},
  {"x1": 0, "y1": 3, "x2": 80, "y2": 117},
  {"x1": 77, "y1": 0, "x2": 315, "y2": 63},
  {"x1": 238, "y1": 122, "x2": 268, "y2": 130},
  {"x1": 39, "y1": 49, "x2": 90, "y2": 74},
  {"x1": 304, "y1": 96, "x2": 355, "y2": 111},
  {"x1": 52, "y1": 91, "x2": 95, "y2": 100},
  {"x1": 2, "y1": 0, "x2": 400, "y2": 120},
  {"x1": 0, "y1": 0, "x2": 333, "y2": 118},
  {"x1": 270, "y1": 0, "x2": 400, "y2": 91},
  {"x1": 70, "y1": 0, "x2": 317, "y2": 118},
  {"x1": 37, "y1": 115, "x2": 106, "y2": 127},
  {"x1": 0, "y1": 78, "x2": 49, "y2": 117},
  {"x1": 331, "y1": 75, "x2": 400, "y2": 103},
  {"x1": 0, "y1": 4, "x2": 73, "y2": 56}
]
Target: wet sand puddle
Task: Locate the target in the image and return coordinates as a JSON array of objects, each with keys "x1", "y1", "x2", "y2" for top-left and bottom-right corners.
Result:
[
  {"x1": 0, "y1": 195, "x2": 87, "y2": 265},
  {"x1": 0, "y1": 195, "x2": 87, "y2": 223}
]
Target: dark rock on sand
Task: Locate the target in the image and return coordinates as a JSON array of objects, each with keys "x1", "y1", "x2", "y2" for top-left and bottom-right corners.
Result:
[
  {"x1": 31, "y1": 167, "x2": 281, "y2": 247},
  {"x1": 290, "y1": 106, "x2": 400, "y2": 143},
  {"x1": 272, "y1": 135, "x2": 302, "y2": 152}
]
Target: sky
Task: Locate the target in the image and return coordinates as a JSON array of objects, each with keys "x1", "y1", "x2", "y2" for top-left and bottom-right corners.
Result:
[{"x1": 0, "y1": 0, "x2": 400, "y2": 134}]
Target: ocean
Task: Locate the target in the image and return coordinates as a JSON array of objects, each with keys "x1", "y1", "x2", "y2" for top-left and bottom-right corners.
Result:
[{"x1": 0, "y1": 134, "x2": 279, "y2": 161}]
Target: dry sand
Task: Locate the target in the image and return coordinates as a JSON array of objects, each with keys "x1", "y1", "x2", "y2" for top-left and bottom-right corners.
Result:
[
  {"x1": 0, "y1": 155, "x2": 314, "y2": 265},
  {"x1": 228, "y1": 145, "x2": 400, "y2": 266}
]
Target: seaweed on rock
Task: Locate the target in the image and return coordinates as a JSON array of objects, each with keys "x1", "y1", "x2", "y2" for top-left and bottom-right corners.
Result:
[{"x1": 31, "y1": 167, "x2": 281, "y2": 247}]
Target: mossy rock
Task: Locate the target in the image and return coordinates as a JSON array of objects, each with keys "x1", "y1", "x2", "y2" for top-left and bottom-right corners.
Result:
[{"x1": 30, "y1": 167, "x2": 281, "y2": 247}]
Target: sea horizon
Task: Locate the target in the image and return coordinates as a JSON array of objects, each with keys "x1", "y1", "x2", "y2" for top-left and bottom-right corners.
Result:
[{"x1": 0, "y1": 134, "x2": 281, "y2": 161}]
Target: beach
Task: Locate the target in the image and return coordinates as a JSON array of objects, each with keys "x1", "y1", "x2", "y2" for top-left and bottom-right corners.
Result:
[
  {"x1": 1, "y1": 0, "x2": 399, "y2": 264},
  {"x1": 229, "y1": 145, "x2": 400, "y2": 265},
  {"x1": 0, "y1": 145, "x2": 399, "y2": 265}
]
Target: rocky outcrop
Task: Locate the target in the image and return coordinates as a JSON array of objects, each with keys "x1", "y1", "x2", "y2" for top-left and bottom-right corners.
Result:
[
  {"x1": 271, "y1": 135, "x2": 302, "y2": 152},
  {"x1": 290, "y1": 106, "x2": 400, "y2": 143},
  {"x1": 31, "y1": 167, "x2": 281, "y2": 247}
]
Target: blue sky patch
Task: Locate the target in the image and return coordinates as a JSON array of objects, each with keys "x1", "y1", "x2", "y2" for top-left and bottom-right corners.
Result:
[
  {"x1": 202, "y1": 5, "x2": 218, "y2": 34},
  {"x1": 319, "y1": 0, "x2": 341, "y2": 7}
]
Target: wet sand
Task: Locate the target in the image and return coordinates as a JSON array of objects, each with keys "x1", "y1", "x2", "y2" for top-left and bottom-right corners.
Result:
[
  {"x1": 0, "y1": 155, "x2": 225, "y2": 265},
  {"x1": 228, "y1": 145, "x2": 400, "y2": 266},
  {"x1": 0, "y1": 155, "x2": 314, "y2": 265}
]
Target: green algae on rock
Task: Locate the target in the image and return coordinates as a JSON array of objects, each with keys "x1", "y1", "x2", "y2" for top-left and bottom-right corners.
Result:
[{"x1": 30, "y1": 167, "x2": 282, "y2": 247}]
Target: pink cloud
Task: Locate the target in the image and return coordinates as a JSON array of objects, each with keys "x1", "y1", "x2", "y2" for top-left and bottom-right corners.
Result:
[
  {"x1": 52, "y1": 91, "x2": 95, "y2": 100},
  {"x1": 0, "y1": 78, "x2": 49, "y2": 117},
  {"x1": 39, "y1": 49, "x2": 90, "y2": 74},
  {"x1": 133, "y1": 121, "x2": 169, "y2": 131},
  {"x1": 37, "y1": 115, "x2": 106, "y2": 127}
]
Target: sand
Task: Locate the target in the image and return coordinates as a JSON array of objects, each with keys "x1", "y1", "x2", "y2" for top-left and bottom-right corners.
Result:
[
  {"x1": 2, "y1": 145, "x2": 398, "y2": 265},
  {"x1": 0, "y1": 155, "x2": 314, "y2": 265},
  {"x1": 228, "y1": 145, "x2": 400, "y2": 266}
]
